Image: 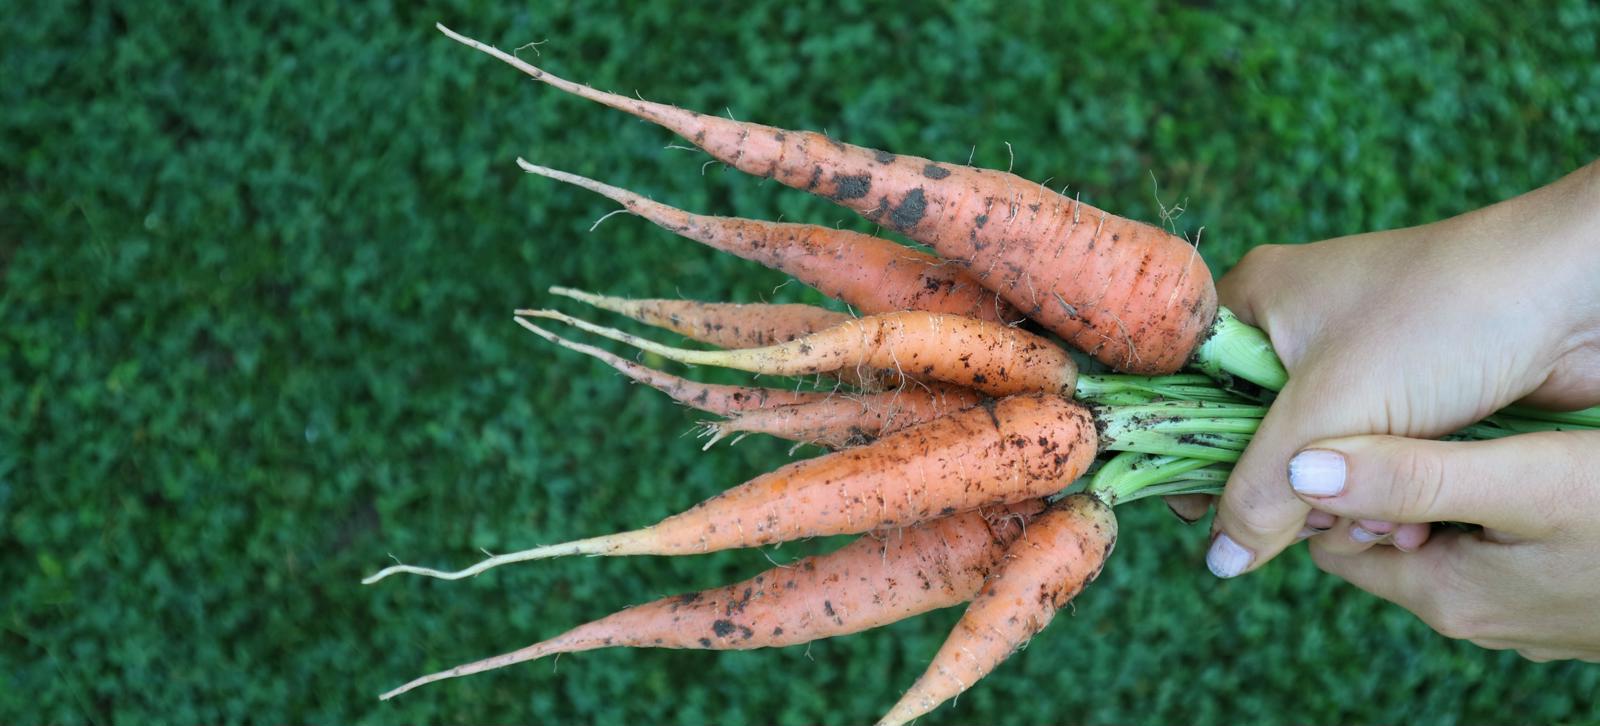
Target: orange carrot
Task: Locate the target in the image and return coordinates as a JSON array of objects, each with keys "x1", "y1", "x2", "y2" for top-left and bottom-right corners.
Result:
[
  {"x1": 548, "y1": 287, "x2": 897, "y2": 390},
  {"x1": 376, "y1": 500, "x2": 1046, "y2": 700},
  {"x1": 362, "y1": 394, "x2": 1096, "y2": 582},
  {"x1": 549, "y1": 286, "x2": 849, "y2": 349},
  {"x1": 523, "y1": 162, "x2": 1019, "y2": 323},
  {"x1": 439, "y1": 24, "x2": 1214, "y2": 374},
  {"x1": 704, "y1": 384, "x2": 984, "y2": 449},
  {"x1": 519, "y1": 320, "x2": 834, "y2": 413},
  {"x1": 524, "y1": 316, "x2": 971, "y2": 448},
  {"x1": 877, "y1": 494, "x2": 1117, "y2": 726},
  {"x1": 515, "y1": 309, "x2": 1078, "y2": 399}
]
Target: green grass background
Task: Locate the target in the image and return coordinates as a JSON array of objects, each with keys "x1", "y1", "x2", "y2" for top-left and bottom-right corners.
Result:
[{"x1": 5, "y1": 1, "x2": 1599, "y2": 723}]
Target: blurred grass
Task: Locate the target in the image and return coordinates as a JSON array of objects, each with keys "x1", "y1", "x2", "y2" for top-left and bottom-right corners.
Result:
[{"x1": 4, "y1": 1, "x2": 1599, "y2": 723}]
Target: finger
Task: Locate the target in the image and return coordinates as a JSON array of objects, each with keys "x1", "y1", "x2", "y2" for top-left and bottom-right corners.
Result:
[
  {"x1": 1164, "y1": 494, "x2": 1212, "y2": 524},
  {"x1": 1391, "y1": 522, "x2": 1431, "y2": 552},
  {"x1": 1210, "y1": 372, "x2": 1381, "y2": 577},
  {"x1": 1286, "y1": 432, "x2": 1600, "y2": 536},
  {"x1": 1515, "y1": 648, "x2": 1593, "y2": 663},
  {"x1": 1305, "y1": 509, "x2": 1337, "y2": 530},
  {"x1": 1307, "y1": 536, "x2": 1455, "y2": 629},
  {"x1": 1310, "y1": 517, "x2": 1385, "y2": 556},
  {"x1": 1355, "y1": 519, "x2": 1395, "y2": 540}
]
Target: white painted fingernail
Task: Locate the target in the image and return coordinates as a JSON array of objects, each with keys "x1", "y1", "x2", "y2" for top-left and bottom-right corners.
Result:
[
  {"x1": 1206, "y1": 533, "x2": 1252, "y2": 578},
  {"x1": 1289, "y1": 449, "x2": 1346, "y2": 497},
  {"x1": 1350, "y1": 525, "x2": 1384, "y2": 543}
]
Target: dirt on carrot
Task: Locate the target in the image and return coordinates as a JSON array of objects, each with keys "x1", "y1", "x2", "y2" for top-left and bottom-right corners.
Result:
[
  {"x1": 376, "y1": 500, "x2": 1046, "y2": 700},
  {"x1": 877, "y1": 494, "x2": 1117, "y2": 726}
]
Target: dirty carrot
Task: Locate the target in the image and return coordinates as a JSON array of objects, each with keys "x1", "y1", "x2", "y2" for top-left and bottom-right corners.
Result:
[
  {"x1": 363, "y1": 393, "x2": 1098, "y2": 582},
  {"x1": 438, "y1": 24, "x2": 1217, "y2": 375},
  {"x1": 877, "y1": 494, "x2": 1117, "y2": 726},
  {"x1": 377, "y1": 500, "x2": 1045, "y2": 699},
  {"x1": 549, "y1": 288, "x2": 897, "y2": 389},
  {"x1": 702, "y1": 383, "x2": 985, "y2": 449},
  {"x1": 522, "y1": 161, "x2": 1018, "y2": 323},
  {"x1": 516, "y1": 309, "x2": 1078, "y2": 399},
  {"x1": 525, "y1": 317, "x2": 977, "y2": 448},
  {"x1": 520, "y1": 320, "x2": 835, "y2": 413},
  {"x1": 550, "y1": 286, "x2": 849, "y2": 349}
]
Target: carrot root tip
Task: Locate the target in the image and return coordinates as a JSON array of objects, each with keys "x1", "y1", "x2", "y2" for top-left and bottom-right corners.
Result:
[
  {"x1": 362, "y1": 535, "x2": 623, "y2": 583},
  {"x1": 697, "y1": 422, "x2": 732, "y2": 451}
]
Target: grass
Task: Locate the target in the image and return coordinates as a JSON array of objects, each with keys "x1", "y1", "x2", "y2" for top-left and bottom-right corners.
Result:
[{"x1": 4, "y1": 1, "x2": 1598, "y2": 723}]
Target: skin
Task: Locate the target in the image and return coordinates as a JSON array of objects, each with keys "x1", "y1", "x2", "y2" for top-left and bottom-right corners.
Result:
[{"x1": 1200, "y1": 159, "x2": 1600, "y2": 660}]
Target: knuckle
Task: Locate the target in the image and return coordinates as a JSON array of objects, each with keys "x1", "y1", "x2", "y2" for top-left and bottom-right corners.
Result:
[
  {"x1": 1528, "y1": 434, "x2": 1589, "y2": 532},
  {"x1": 1222, "y1": 480, "x2": 1303, "y2": 539},
  {"x1": 1385, "y1": 441, "x2": 1447, "y2": 521}
]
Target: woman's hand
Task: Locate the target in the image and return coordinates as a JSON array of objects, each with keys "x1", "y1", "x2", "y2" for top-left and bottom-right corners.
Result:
[
  {"x1": 1289, "y1": 430, "x2": 1600, "y2": 661},
  {"x1": 1200, "y1": 160, "x2": 1600, "y2": 657}
]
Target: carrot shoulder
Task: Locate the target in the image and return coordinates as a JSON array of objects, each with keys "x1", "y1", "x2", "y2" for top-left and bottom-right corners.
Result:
[
  {"x1": 376, "y1": 500, "x2": 1045, "y2": 699},
  {"x1": 439, "y1": 23, "x2": 1214, "y2": 374},
  {"x1": 877, "y1": 494, "x2": 1118, "y2": 726}
]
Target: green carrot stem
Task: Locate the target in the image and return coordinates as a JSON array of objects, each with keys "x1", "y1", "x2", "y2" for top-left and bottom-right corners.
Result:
[
  {"x1": 1074, "y1": 373, "x2": 1248, "y2": 404},
  {"x1": 1088, "y1": 452, "x2": 1215, "y2": 504},
  {"x1": 1189, "y1": 307, "x2": 1288, "y2": 391},
  {"x1": 1497, "y1": 405, "x2": 1600, "y2": 428},
  {"x1": 1115, "y1": 480, "x2": 1224, "y2": 502}
]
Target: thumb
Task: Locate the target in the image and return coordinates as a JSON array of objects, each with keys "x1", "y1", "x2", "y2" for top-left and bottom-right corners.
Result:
[{"x1": 1285, "y1": 430, "x2": 1598, "y2": 537}]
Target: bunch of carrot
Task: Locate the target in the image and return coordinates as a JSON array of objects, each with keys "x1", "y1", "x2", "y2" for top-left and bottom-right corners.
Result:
[{"x1": 365, "y1": 24, "x2": 1600, "y2": 724}]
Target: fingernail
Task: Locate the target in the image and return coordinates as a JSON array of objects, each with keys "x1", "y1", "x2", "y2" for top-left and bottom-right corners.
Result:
[
  {"x1": 1288, "y1": 449, "x2": 1346, "y2": 497},
  {"x1": 1350, "y1": 525, "x2": 1385, "y2": 543},
  {"x1": 1166, "y1": 501, "x2": 1200, "y2": 524},
  {"x1": 1295, "y1": 526, "x2": 1322, "y2": 541},
  {"x1": 1206, "y1": 533, "x2": 1252, "y2": 578}
]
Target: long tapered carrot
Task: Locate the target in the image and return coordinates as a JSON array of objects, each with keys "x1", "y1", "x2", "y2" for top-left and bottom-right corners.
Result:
[
  {"x1": 515, "y1": 309, "x2": 1078, "y2": 399},
  {"x1": 524, "y1": 318, "x2": 974, "y2": 448},
  {"x1": 523, "y1": 161, "x2": 1019, "y2": 323},
  {"x1": 877, "y1": 494, "x2": 1117, "y2": 726},
  {"x1": 519, "y1": 320, "x2": 834, "y2": 413},
  {"x1": 704, "y1": 384, "x2": 985, "y2": 449},
  {"x1": 550, "y1": 286, "x2": 850, "y2": 349},
  {"x1": 362, "y1": 394, "x2": 1097, "y2": 582},
  {"x1": 438, "y1": 23, "x2": 1213, "y2": 374},
  {"x1": 548, "y1": 287, "x2": 897, "y2": 390},
  {"x1": 377, "y1": 500, "x2": 1045, "y2": 699}
]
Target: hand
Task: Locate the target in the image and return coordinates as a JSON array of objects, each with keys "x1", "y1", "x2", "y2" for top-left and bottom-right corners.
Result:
[
  {"x1": 1286, "y1": 430, "x2": 1600, "y2": 661},
  {"x1": 1201, "y1": 162, "x2": 1600, "y2": 573},
  {"x1": 1205, "y1": 160, "x2": 1600, "y2": 571}
]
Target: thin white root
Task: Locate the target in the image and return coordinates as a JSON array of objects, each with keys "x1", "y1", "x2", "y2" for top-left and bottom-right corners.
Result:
[
  {"x1": 697, "y1": 422, "x2": 732, "y2": 451},
  {"x1": 516, "y1": 315, "x2": 617, "y2": 361},
  {"x1": 588, "y1": 208, "x2": 629, "y2": 232},
  {"x1": 379, "y1": 640, "x2": 551, "y2": 700},
  {"x1": 513, "y1": 313, "x2": 730, "y2": 368},
  {"x1": 547, "y1": 286, "x2": 635, "y2": 316},
  {"x1": 361, "y1": 533, "x2": 625, "y2": 584}
]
